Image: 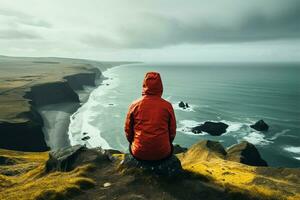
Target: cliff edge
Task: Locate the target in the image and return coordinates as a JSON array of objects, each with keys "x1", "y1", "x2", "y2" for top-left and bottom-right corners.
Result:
[
  {"x1": 0, "y1": 56, "x2": 134, "y2": 151},
  {"x1": 1, "y1": 140, "x2": 299, "y2": 200}
]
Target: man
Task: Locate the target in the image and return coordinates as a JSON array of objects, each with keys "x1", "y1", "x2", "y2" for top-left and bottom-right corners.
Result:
[{"x1": 124, "y1": 72, "x2": 177, "y2": 161}]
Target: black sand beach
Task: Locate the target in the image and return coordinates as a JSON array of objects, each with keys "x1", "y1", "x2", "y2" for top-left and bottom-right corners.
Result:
[{"x1": 0, "y1": 55, "x2": 135, "y2": 151}]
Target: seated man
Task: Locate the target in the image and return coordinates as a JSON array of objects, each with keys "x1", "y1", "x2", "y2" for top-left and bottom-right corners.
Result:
[{"x1": 124, "y1": 72, "x2": 177, "y2": 161}]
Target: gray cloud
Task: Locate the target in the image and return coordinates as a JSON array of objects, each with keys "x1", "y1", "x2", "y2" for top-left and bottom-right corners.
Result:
[
  {"x1": 0, "y1": 8, "x2": 51, "y2": 28},
  {"x1": 0, "y1": 0, "x2": 299, "y2": 62},
  {"x1": 82, "y1": 1, "x2": 300, "y2": 49},
  {"x1": 0, "y1": 29, "x2": 41, "y2": 40}
]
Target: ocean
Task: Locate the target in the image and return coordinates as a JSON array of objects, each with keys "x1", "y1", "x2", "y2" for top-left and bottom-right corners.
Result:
[{"x1": 68, "y1": 62, "x2": 300, "y2": 167}]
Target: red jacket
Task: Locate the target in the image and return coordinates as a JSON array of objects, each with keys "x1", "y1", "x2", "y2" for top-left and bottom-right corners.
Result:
[{"x1": 124, "y1": 72, "x2": 177, "y2": 161}]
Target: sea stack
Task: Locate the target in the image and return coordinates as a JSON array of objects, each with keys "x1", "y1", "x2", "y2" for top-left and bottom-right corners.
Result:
[
  {"x1": 178, "y1": 101, "x2": 190, "y2": 109},
  {"x1": 250, "y1": 120, "x2": 269, "y2": 131},
  {"x1": 191, "y1": 121, "x2": 229, "y2": 136}
]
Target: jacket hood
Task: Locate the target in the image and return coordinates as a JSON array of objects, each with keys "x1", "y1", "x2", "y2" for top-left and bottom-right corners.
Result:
[{"x1": 142, "y1": 72, "x2": 163, "y2": 96}]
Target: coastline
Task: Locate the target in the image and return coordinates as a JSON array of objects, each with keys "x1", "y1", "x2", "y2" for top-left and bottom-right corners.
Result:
[
  {"x1": 0, "y1": 55, "x2": 139, "y2": 151},
  {"x1": 67, "y1": 64, "x2": 133, "y2": 150},
  {"x1": 39, "y1": 71, "x2": 107, "y2": 150},
  {"x1": 42, "y1": 66, "x2": 118, "y2": 150}
]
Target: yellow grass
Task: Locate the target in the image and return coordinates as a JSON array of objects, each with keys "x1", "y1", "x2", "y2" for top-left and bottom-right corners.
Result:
[
  {"x1": 178, "y1": 151, "x2": 300, "y2": 200},
  {"x1": 0, "y1": 149, "x2": 95, "y2": 200}
]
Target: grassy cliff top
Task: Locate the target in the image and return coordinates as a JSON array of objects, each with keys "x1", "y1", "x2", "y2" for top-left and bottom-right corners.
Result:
[
  {"x1": 1, "y1": 140, "x2": 299, "y2": 200},
  {"x1": 177, "y1": 141, "x2": 300, "y2": 200},
  {"x1": 0, "y1": 148, "x2": 95, "y2": 200},
  {"x1": 0, "y1": 55, "x2": 125, "y2": 123}
]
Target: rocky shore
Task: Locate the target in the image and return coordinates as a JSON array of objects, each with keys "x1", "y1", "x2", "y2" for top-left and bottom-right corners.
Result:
[{"x1": 0, "y1": 55, "x2": 135, "y2": 151}]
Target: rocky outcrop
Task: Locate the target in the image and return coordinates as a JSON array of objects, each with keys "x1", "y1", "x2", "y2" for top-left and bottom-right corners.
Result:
[
  {"x1": 250, "y1": 120, "x2": 269, "y2": 131},
  {"x1": 226, "y1": 141, "x2": 268, "y2": 166},
  {"x1": 191, "y1": 121, "x2": 228, "y2": 136},
  {"x1": 46, "y1": 145, "x2": 108, "y2": 172},
  {"x1": 178, "y1": 140, "x2": 267, "y2": 167},
  {"x1": 178, "y1": 140, "x2": 227, "y2": 163},
  {"x1": 178, "y1": 101, "x2": 189, "y2": 109},
  {"x1": 178, "y1": 140, "x2": 300, "y2": 200},
  {"x1": 173, "y1": 144, "x2": 188, "y2": 154},
  {"x1": 120, "y1": 154, "x2": 182, "y2": 176}
]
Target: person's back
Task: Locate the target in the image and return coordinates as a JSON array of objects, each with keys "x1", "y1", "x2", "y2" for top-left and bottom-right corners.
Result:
[{"x1": 124, "y1": 72, "x2": 176, "y2": 161}]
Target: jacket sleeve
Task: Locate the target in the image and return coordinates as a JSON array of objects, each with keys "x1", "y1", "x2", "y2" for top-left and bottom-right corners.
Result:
[
  {"x1": 168, "y1": 105, "x2": 177, "y2": 142},
  {"x1": 124, "y1": 104, "x2": 135, "y2": 143}
]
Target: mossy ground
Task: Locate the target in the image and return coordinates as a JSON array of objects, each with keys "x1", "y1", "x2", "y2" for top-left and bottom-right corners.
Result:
[
  {"x1": 1, "y1": 147, "x2": 299, "y2": 200},
  {"x1": 0, "y1": 149, "x2": 95, "y2": 200},
  {"x1": 177, "y1": 146, "x2": 300, "y2": 200}
]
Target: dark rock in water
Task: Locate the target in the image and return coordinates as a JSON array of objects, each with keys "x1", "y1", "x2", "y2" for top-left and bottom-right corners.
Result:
[
  {"x1": 173, "y1": 144, "x2": 188, "y2": 154},
  {"x1": 250, "y1": 120, "x2": 269, "y2": 131},
  {"x1": 46, "y1": 145, "x2": 107, "y2": 172},
  {"x1": 226, "y1": 141, "x2": 268, "y2": 166},
  {"x1": 199, "y1": 122, "x2": 228, "y2": 136},
  {"x1": 178, "y1": 101, "x2": 190, "y2": 109},
  {"x1": 81, "y1": 136, "x2": 90, "y2": 141},
  {"x1": 178, "y1": 101, "x2": 186, "y2": 109},
  {"x1": 120, "y1": 154, "x2": 182, "y2": 176},
  {"x1": 191, "y1": 121, "x2": 228, "y2": 136},
  {"x1": 82, "y1": 132, "x2": 88, "y2": 135}
]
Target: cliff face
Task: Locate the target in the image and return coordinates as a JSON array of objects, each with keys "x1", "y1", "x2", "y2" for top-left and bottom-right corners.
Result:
[
  {"x1": 64, "y1": 70, "x2": 101, "y2": 91},
  {"x1": 24, "y1": 81, "x2": 80, "y2": 106},
  {"x1": 0, "y1": 71, "x2": 101, "y2": 151},
  {"x1": 0, "y1": 56, "x2": 129, "y2": 152},
  {"x1": 0, "y1": 121, "x2": 48, "y2": 152},
  {"x1": 0, "y1": 69, "x2": 101, "y2": 151}
]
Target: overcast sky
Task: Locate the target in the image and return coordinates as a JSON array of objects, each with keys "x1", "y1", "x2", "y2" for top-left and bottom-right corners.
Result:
[{"x1": 0, "y1": 0, "x2": 300, "y2": 62}]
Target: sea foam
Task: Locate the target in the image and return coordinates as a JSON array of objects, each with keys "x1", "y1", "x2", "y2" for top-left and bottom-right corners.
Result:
[
  {"x1": 284, "y1": 146, "x2": 300, "y2": 154},
  {"x1": 241, "y1": 132, "x2": 272, "y2": 146},
  {"x1": 177, "y1": 119, "x2": 246, "y2": 136},
  {"x1": 220, "y1": 120, "x2": 245, "y2": 134},
  {"x1": 67, "y1": 67, "x2": 120, "y2": 149},
  {"x1": 177, "y1": 120, "x2": 207, "y2": 135}
]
